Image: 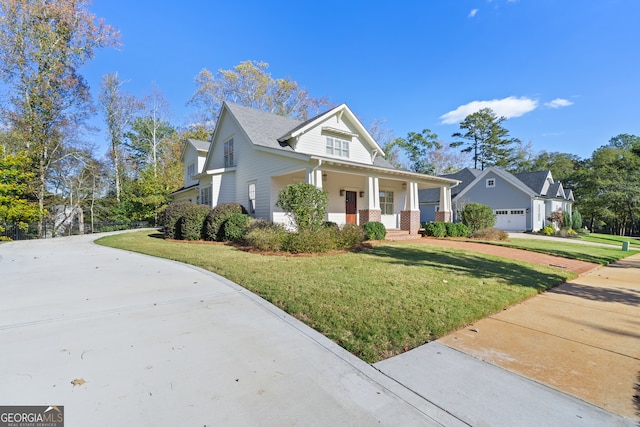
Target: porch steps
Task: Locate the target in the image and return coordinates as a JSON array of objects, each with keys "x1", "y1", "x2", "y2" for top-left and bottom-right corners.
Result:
[{"x1": 385, "y1": 229, "x2": 424, "y2": 241}]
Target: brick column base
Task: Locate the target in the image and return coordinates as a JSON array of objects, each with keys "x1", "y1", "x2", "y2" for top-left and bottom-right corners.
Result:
[
  {"x1": 400, "y1": 210, "x2": 421, "y2": 234},
  {"x1": 359, "y1": 209, "x2": 381, "y2": 225},
  {"x1": 435, "y1": 211, "x2": 451, "y2": 223}
]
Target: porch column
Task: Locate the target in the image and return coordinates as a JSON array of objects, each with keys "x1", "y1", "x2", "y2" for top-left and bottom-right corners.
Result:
[
  {"x1": 400, "y1": 181, "x2": 420, "y2": 234},
  {"x1": 435, "y1": 185, "x2": 452, "y2": 223},
  {"x1": 359, "y1": 176, "x2": 381, "y2": 224},
  {"x1": 306, "y1": 167, "x2": 323, "y2": 190}
]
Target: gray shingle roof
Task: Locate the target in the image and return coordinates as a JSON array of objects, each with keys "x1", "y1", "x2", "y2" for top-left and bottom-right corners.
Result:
[
  {"x1": 419, "y1": 168, "x2": 481, "y2": 202},
  {"x1": 224, "y1": 102, "x2": 304, "y2": 152},
  {"x1": 514, "y1": 171, "x2": 550, "y2": 194},
  {"x1": 188, "y1": 139, "x2": 210, "y2": 152}
]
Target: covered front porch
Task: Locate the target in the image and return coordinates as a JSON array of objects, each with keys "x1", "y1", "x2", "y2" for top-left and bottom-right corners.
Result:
[{"x1": 271, "y1": 158, "x2": 459, "y2": 234}]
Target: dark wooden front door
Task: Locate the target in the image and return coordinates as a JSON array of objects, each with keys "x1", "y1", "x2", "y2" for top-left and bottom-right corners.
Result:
[{"x1": 345, "y1": 191, "x2": 357, "y2": 224}]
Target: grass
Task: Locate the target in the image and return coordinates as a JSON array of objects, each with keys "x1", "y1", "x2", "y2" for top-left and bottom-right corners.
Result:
[
  {"x1": 96, "y1": 231, "x2": 575, "y2": 363},
  {"x1": 579, "y1": 232, "x2": 640, "y2": 249},
  {"x1": 480, "y1": 237, "x2": 638, "y2": 265}
]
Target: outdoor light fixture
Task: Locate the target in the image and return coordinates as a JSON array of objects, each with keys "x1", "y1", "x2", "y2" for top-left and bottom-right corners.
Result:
[
  {"x1": 322, "y1": 173, "x2": 327, "y2": 181},
  {"x1": 359, "y1": 191, "x2": 364, "y2": 197},
  {"x1": 340, "y1": 189, "x2": 345, "y2": 196}
]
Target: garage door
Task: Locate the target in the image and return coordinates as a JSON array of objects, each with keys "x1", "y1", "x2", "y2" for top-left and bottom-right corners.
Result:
[{"x1": 494, "y1": 209, "x2": 526, "y2": 231}]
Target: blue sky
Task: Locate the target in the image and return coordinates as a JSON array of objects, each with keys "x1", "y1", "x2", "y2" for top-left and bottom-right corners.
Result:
[{"x1": 82, "y1": 0, "x2": 640, "y2": 160}]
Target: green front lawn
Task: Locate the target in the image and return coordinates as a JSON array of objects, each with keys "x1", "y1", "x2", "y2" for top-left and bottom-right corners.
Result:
[
  {"x1": 579, "y1": 232, "x2": 640, "y2": 249},
  {"x1": 484, "y1": 237, "x2": 638, "y2": 265},
  {"x1": 96, "y1": 231, "x2": 575, "y2": 363}
]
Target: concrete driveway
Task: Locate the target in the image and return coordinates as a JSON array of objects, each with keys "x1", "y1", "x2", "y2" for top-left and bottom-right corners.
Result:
[{"x1": 0, "y1": 233, "x2": 635, "y2": 426}]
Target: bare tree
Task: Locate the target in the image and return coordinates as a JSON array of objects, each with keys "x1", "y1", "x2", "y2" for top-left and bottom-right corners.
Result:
[{"x1": 98, "y1": 72, "x2": 142, "y2": 202}]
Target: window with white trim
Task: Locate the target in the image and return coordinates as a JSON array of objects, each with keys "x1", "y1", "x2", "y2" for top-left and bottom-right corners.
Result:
[
  {"x1": 486, "y1": 178, "x2": 495, "y2": 188},
  {"x1": 248, "y1": 182, "x2": 256, "y2": 214},
  {"x1": 200, "y1": 187, "x2": 211, "y2": 206},
  {"x1": 224, "y1": 139, "x2": 234, "y2": 167},
  {"x1": 380, "y1": 191, "x2": 394, "y2": 215},
  {"x1": 325, "y1": 136, "x2": 350, "y2": 158}
]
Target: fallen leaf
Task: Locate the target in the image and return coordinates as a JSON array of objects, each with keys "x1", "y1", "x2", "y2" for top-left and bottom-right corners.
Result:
[{"x1": 71, "y1": 378, "x2": 86, "y2": 386}]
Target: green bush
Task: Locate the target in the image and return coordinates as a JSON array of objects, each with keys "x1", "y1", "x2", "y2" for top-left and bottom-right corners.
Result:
[
  {"x1": 177, "y1": 204, "x2": 211, "y2": 240},
  {"x1": 336, "y1": 223, "x2": 367, "y2": 249},
  {"x1": 424, "y1": 222, "x2": 446, "y2": 237},
  {"x1": 204, "y1": 203, "x2": 248, "y2": 241},
  {"x1": 571, "y1": 209, "x2": 583, "y2": 230},
  {"x1": 220, "y1": 213, "x2": 252, "y2": 242},
  {"x1": 283, "y1": 228, "x2": 338, "y2": 253},
  {"x1": 162, "y1": 201, "x2": 198, "y2": 239},
  {"x1": 362, "y1": 221, "x2": 386, "y2": 240},
  {"x1": 276, "y1": 183, "x2": 328, "y2": 231},
  {"x1": 471, "y1": 228, "x2": 509, "y2": 241},
  {"x1": 242, "y1": 221, "x2": 289, "y2": 251},
  {"x1": 541, "y1": 225, "x2": 556, "y2": 236},
  {"x1": 461, "y1": 203, "x2": 496, "y2": 233},
  {"x1": 447, "y1": 222, "x2": 470, "y2": 237}
]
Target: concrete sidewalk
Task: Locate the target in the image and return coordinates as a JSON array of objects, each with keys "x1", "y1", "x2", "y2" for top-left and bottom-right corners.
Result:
[
  {"x1": 1, "y1": 233, "x2": 636, "y2": 426},
  {"x1": 437, "y1": 253, "x2": 640, "y2": 421}
]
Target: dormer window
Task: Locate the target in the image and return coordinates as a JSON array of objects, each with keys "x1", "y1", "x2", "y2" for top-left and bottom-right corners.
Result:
[
  {"x1": 187, "y1": 163, "x2": 196, "y2": 180},
  {"x1": 486, "y1": 178, "x2": 495, "y2": 188},
  {"x1": 326, "y1": 136, "x2": 349, "y2": 158}
]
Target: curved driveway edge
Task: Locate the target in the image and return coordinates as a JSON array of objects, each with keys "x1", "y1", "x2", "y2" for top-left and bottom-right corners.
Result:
[
  {"x1": 0, "y1": 234, "x2": 460, "y2": 427},
  {"x1": 1, "y1": 233, "x2": 635, "y2": 426}
]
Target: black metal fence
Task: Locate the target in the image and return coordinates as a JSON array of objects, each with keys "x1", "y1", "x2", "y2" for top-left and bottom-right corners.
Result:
[{"x1": 1, "y1": 221, "x2": 150, "y2": 241}]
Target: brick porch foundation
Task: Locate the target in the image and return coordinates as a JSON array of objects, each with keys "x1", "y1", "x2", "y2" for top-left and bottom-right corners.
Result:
[
  {"x1": 359, "y1": 209, "x2": 381, "y2": 224},
  {"x1": 400, "y1": 210, "x2": 421, "y2": 234},
  {"x1": 435, "y1": 211, "x2": 451, "y2": 223}
]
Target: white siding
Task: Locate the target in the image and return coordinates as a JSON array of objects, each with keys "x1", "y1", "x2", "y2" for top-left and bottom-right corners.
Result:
[
  {"x1": 183, "y1": 147, "x2": 200, "y2": 187},
  {"x1": 295, "y1": 114, "x2": 373, "y2": 164}
]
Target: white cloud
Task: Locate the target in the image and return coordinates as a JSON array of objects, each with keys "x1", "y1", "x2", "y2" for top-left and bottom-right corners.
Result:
[
  {"x1": 544, "y1": 98, "x2": 574, "y2": 109},
  {"x1": 468, "y1": 9, "x2": 478, "y2": 18},
  {"x1": 440, "y1": 96, "x2": 538, "y2": 124}
]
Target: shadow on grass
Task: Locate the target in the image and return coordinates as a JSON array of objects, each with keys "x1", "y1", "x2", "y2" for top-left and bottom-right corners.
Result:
[
  {"x1": 550, "y1": 282, "x2": 640, "y2": 307},
  {"x1": 635, "y1": 371, "x2": 640, "y2": 422},
  {"x1": 148, "y1": 232, "x2": 165, "y2": 239},
  {"x1": 368, "y1": 245, "x2": 570, "y2": 292}
]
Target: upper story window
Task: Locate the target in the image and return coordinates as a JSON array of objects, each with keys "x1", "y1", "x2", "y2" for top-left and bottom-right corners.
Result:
[
  {"x1": 248, "y1": 182, "x2": 256, "y2": 214},
  {"x1": 224, "y1": 139, "x2": 234, "y2": 167},
  {"x1": 486, "y1": 178, "x2": 495, "y2": 188},
  {"x1": 326, "y1": 136, "x2": 349, "y2": 158},
  {"x1": 187, "y1": 163, "x2": 196, "y2": 180}
]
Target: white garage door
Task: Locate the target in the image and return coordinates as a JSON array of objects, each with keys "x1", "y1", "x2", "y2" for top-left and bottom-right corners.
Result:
[{"x1": 494, "y1": 209, "x2": 526, "y2": 231}]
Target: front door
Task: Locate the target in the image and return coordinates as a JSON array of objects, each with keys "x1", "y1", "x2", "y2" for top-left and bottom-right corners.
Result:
[{"x1": 345, "y1": 191, "x2": 357, "y2": 224}]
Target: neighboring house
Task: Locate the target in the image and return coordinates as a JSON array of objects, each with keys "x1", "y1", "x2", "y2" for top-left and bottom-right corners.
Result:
[
  {"x1": 419, "y1": 167, "x2": 574, "y2": 232},
  {"x1": 171, "y1": 102, "x2": 459, "y2": 234}
]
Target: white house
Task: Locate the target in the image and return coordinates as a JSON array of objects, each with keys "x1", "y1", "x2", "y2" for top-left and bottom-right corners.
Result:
[{"x1": 171, "y1": 102, "x2": 459, "y2": 234}]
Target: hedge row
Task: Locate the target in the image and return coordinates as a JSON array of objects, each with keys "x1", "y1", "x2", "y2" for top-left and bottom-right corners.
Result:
[
  {"x1": 422, "y1": 221, "x2": 470, "y2": 238},
  {"x1": 161, "y1": 202, "x2": 386, "y2": 253}
]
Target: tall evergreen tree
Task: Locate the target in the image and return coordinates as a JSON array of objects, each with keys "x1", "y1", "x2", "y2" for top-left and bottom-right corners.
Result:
[{"x1": 451, "y1": 108, "x2": 519, "y2": 170}]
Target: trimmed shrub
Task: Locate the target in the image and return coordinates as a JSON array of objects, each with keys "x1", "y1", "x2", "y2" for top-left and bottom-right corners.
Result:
[
  {"x1": 177, "y1": 204, "x2": 210, "y2": 240},
  {"x1": 461, "y1": 203, "x2": 495, "y2": 233},
  {"x1": 424, "y1": 221, "x2": 446, "y2": 237},
  {"x1": 220, "y1": 213, "x2": 252, "y2": 242},
  {"x1": 471, "y1": 227, "x2": 509, "y2": 241},
  {"x1": 162, "y1": 201, "x2": 198, "y2": 239},
  {"x1": 446, "y1": 222, "x2": 470, "y2": 237},
  {"x1": 243, "y1": 221, "x2": 289, "y2": 252},
  {"x1": 562, "y1": 210, "x2": 572, "y2": 230},
  {"x1": 283, "y1": 228, "x2": 337, "y2": 253},
  {"x1": 362, "y1": 221, "x2": 386, "y2": 240},
  {"x1": 276, "y1": 183, "x2": 328, "y2": 231},
  {"x1": 540, "y1": 225, "x2": 556, "y2": 236},
  {"x1": 336, "y1": 223, "x2": 367, "y2": 249},
  {"x1": 204, "y1": 203, "x2": 248, "y2": 241}
]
